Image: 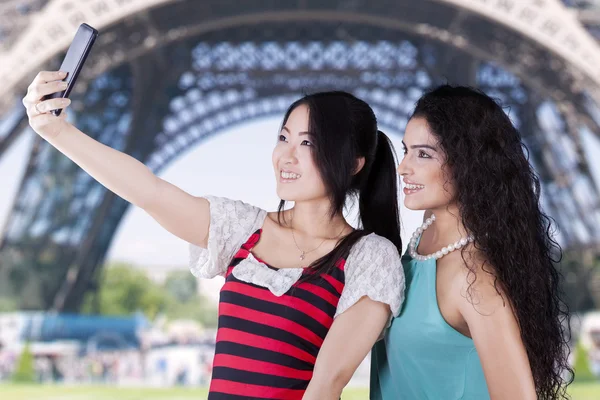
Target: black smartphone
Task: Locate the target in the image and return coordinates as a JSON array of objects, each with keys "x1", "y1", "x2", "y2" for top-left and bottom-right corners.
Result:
[{"x1": 45, "y1": 23, "x2": 98, "y2": 116}]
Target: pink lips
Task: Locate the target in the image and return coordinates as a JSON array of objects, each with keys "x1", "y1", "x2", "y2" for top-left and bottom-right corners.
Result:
[
  {"x1": 403, "y1": 179, "x2": 424, "y2": 195},
  {"x1": 279, "y1": 169, "x2": 301, "y2": 183}
]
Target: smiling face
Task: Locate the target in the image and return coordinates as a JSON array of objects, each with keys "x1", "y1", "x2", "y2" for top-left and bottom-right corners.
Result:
[
  {"x1": 272, "y1": 104, "x2": 328, "y2": 203},
  {"x1": 397, "y1": 117, "x2": 456, "y2": 211}
]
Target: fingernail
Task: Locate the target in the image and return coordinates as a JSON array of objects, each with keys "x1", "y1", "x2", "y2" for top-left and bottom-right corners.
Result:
[
  {"x1": 59, "y1": 71, "x2": 67, "y2": 76},
  {"x1": 61, "y1": 82, "x2": 68, "y2": 88}
]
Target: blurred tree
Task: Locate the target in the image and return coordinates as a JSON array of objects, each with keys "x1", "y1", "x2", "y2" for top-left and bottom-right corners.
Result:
[
  {"x1": 82, "y1": 262, "x2": 170, "y2": 320},
  {"x1": 11, "y1": 343, "x2": 35, "y2": 383},
  {"x1": 0, "y1": 296, "x2": 17, "y2": 312},
  {"x1": 164, "y1": 293, "x2": 218, "y2": 328},
  {"x1": 82, "y1": 262, "x2": 217, "y2": 327},
  {"x1": 560, "y1": 248, "x2": 600, "y2": 312},
  {"x1": 573, "y1": 340, "x2": 597, "y2": 382},
  {"x1": 164, "y1": 270, "x2": 197, "y2": 303}
]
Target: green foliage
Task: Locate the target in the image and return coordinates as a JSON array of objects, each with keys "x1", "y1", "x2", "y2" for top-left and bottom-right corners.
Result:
[
  {"x1": 164, "y1": 293, "x2": 218, "y2": 328},
  {"x1": 574, "y1": 341, "x2": 597, "y2": 382},
  {"x1": 83, "y1": 263, "x2": 170, "y2": 320},
  {"x1": 0, "y1": 296, "x2": 17, "y2": 312},
  {"x1": 11, "y1": 343, "x2": 36, "y2": 383},
  {"x1": 164, "y1": 270, "x2": 198, "y2": 303},
  {"x1": 83, "y1": 263, "x2": 217, "y2": 327}
]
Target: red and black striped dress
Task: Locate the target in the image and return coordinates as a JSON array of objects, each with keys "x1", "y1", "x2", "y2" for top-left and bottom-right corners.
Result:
[
  {"x1": 189, "y1": 196, "x2": 404, "y2": 400},
  {"x1": 209, "y1": 229, "x2": 346, "y2": 399}
]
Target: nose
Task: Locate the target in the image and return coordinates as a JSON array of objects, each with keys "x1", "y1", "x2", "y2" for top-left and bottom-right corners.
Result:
[
  {"x1": 281, "y1": 143, "x2": 299, "y2": 165},
  {"x1": 397, "y1": 153, "x2": 411, "y2": 176}
]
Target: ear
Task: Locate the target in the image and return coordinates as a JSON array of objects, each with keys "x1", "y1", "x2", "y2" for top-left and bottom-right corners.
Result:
[{"x1": 354, "y1": 157, "x2": 366, "y2": 175}]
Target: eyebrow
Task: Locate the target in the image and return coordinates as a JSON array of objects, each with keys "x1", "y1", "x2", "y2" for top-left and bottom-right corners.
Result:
[
  {"x1": 282, "y1": 126, "x2": 310, "y2": 136},
  {"x1": 401, "y1": 141, "x2": 438, "y2": 152}
]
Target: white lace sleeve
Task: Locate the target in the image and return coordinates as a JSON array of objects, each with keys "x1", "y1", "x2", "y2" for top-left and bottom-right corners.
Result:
[
  {"x1": 189, "y1": 196, "x2": 267, "y2": 279},
  {"x1": 334, "y1": 234, "x2": 405, "y2": 319}
]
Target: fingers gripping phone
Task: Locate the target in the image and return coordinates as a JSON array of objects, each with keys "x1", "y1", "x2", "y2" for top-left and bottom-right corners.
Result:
[{"x1": 45, "y1": 23, "x2": 98, "y2": 116}]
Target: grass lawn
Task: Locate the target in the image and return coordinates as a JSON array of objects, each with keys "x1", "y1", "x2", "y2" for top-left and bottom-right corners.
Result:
[
  {"x1": 568, "y1": 381, "x2": 600, "y2": 400},
  {"x1": 0, "y1": 383, "x2": 598, "y2": 399}
]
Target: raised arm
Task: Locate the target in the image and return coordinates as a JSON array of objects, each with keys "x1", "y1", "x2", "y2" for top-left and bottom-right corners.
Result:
[{"x1": 22, "y1": 71, "x2": 210, "y2": 247}]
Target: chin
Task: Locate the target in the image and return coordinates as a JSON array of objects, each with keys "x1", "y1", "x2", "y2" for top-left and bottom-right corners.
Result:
[
  {"x1": 278, "y1": 190, "x2": 321, "y2": 204},
  {"x1": 276, "y1": 188, "x2": 298, "y2": 202},
  {"x1": 404, "y1": 203, "x2": 426, "y2": 211},
  {"x1": 405, "y1": 197, "x2": 452, "y2": 212},
  {"x1": 403, "y1": 197, "x2": 430, "y2": 211}
]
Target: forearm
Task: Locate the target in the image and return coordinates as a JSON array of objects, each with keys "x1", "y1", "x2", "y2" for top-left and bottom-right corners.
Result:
[
  {"x1": 47, "y1": 122, "x2": 159, "y2": 209},
  {"x1": 302, "y1": 299, "x2": 391, "y2": 400}
]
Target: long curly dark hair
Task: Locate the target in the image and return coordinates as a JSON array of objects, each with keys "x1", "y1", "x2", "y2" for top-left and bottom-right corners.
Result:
[{"x1": 411, "y1": 85, "x2": 573, "y2": 399}]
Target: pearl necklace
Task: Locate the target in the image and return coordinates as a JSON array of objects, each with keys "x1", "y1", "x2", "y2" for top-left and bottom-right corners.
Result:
[{"x1": 409, "y1": 214, "x2": 474, "y2": 261}]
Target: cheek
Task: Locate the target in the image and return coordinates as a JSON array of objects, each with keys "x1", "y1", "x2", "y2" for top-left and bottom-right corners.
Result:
[
  {"x1": 431, "y1": 169, "x2": 455, "y2": 199},
  {"x1": 301, "y1": 152, "x2": 326, "y2": 185},
  {"x1": 272, "y1": 147, "x2": 281, "y2": 168},
  {"x1": 298, "y1": 149, "x2": 314, "y2": 170},
  {"x1": 418, "y1": 162, "x2": 446, "y2": 193}
]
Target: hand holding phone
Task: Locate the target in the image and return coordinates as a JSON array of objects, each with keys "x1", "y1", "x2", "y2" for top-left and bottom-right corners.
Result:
[{"x1": 43, "y1": 23, "x2": 98, "y2": 116}]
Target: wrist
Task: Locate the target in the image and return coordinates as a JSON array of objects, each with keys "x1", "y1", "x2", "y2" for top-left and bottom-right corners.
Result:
[
  {"x1": 303, "y1": 376, "x2": 345, "y2": 400},
  {"x1": 37, "y1": 115, "x2": 70, "y2": 141}
]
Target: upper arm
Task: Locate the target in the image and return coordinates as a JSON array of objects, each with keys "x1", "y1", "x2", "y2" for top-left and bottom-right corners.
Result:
[
  {"x1": 144, "y1": 178, "x2": 210, "y2": 247},
  {"x1": 459, "y1": 267, "x2": 536, "y2": 400},
  {"x1": 186, "y1": 196, "x2": 265, "y2": 280},
  {"x1": 335, "y1": 235, "x2": 405, "y2": 319},
  {"x1": 303, "y1": 236, "x2": 404, "y2": 399},
  {"x1": 309, "y1": 298, "x2": 390, "y2": 393}
]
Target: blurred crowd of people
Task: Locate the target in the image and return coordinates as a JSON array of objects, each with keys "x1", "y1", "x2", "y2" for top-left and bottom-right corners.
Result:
[{"x1": 0, "y1": 344, "x2": 215, "y2": 387}]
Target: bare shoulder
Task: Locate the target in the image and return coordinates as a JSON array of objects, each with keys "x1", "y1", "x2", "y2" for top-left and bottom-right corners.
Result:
[{"x1": 448, "y1": 248, "x2": 511, "y2": 317}]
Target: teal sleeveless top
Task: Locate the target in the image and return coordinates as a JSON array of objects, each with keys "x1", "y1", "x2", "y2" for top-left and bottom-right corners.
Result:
[{"x1": 370, "y1": 247, "x2": 490, "y2": 400}]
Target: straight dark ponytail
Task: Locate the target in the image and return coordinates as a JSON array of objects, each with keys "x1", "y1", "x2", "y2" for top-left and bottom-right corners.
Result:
[
  {"x1": 359, "y1": 131, "x2": 402, "y2": 253},
  {"x1": 295, "y1": 130, "x2": 401, "y2": 282},
  {"x1": 278, "y1": 92, "x2": 402, "y2": 281}
]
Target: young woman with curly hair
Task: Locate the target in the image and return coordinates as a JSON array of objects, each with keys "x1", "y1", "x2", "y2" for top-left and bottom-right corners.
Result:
[{"x1": 371, "y1": 85, "x2": 573, "y2": 400}]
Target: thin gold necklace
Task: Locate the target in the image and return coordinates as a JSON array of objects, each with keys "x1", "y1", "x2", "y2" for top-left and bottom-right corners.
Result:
[{"x1": 290, "y1": 212, "x2": 346, "y2": 261}]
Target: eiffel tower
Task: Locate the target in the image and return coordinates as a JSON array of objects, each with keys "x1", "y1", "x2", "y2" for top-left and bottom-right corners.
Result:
[{"x1": 1, "y1": 0, "x2": 600, "y2": 311}]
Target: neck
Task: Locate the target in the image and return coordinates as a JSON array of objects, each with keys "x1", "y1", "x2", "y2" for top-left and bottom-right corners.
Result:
[
  {"x1": 287, "y1": 198, "x2": 348, "y2": 239},
  {"x1": 424, "y1": 203, "x2": 469, "y2": 245}
]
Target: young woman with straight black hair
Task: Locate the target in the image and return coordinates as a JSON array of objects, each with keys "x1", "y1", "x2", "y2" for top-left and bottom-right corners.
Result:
[{"x1": 23, "y1": 72, "x2": 405, "y2": 400}]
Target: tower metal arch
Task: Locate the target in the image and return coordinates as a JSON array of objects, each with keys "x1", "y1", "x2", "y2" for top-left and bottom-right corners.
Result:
[
  {"x1": 0, "y1": 2, "x2": 599, "y2": 310},
  {"x1": 2, "y1": 0, "x2": 600, "y2": 108}
]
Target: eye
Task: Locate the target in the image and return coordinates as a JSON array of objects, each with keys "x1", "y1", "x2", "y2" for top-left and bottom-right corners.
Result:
[
  {"x1": 418, "y1": 150, "x2": 431, "y2": 158},
  {"x1": 402, "y1": 146, "x2": 407, "y2": 155},
  {"x1": 301, "y1": 139, "x2": 313, "y2": 146},
  {"x1": 279, "y1": 134, "x2": 288, "y2": 142}
]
